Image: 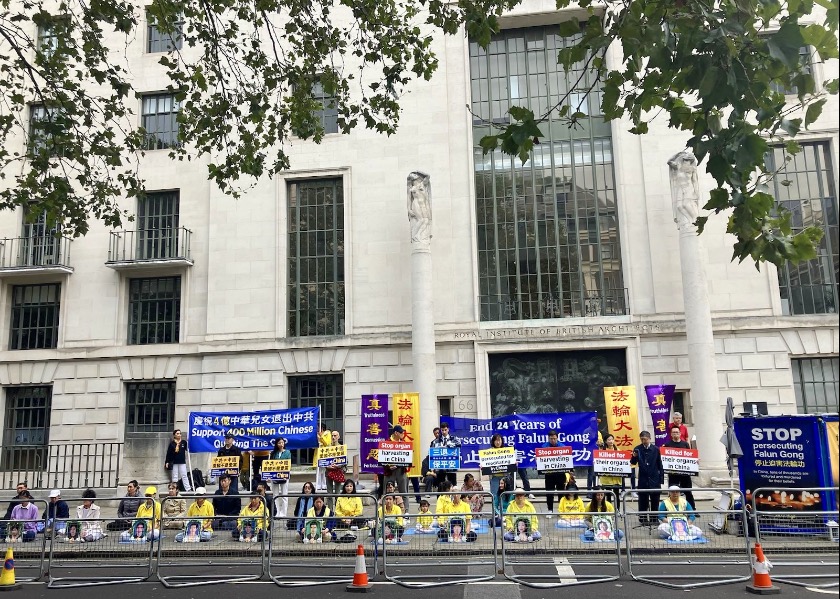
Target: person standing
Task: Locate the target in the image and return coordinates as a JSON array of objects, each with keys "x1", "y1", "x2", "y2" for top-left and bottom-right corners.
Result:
[
  {"x1": 165, "y1": 429, "x2": 192, "y2": 492},
  {"x1": 269, "y1": 437, "x2": 292, "y2": 518},
  {"x1": 539, "y1": 430, "x2": 568, "y2": 516},
  {"x1": 663, "y1": 425, "x2": 696, "y2": 509},
  {"x1": 325, "y1": 430, "x2": 346, "y2": 511},
  {"x1": 314, "y1": 422, "x2": 332, "y2": 491},
  {"x1": 382, "y1": 425, "x2": 409, "y2": 494},
  {"x1": 668, "y1": 412, "x2": 689, "y2": 442},
  {"x1": 630, "y1": 430, "x2": 663, "y2": 525},
  {"x1": 598, "y1": 434, "x2": 625, "y2": 511},
  {"x1": 217, "y1": 432, "x2": 243, "y2": 493},
  {"x1": 430, "y1": 422, "x2": 462, "y2": 488}
]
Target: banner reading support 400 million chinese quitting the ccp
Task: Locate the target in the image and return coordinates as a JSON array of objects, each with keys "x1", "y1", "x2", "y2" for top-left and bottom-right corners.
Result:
[{"x1": 188, "y1": 407, "x2": 319, "y2": 452}]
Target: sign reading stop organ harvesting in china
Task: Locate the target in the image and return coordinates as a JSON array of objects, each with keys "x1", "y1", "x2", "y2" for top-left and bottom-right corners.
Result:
[
  {"x1": 593, "y1": 449, "x2": 633, "y2": 476},
  {"x1": 661, "y1": 447, "x2": 700, "y2": 476},
  {"x1": 377, "y1": 441, "x2": 413, "y2": 465},
  {"x1": 534, "y1": 446, "x2": 574, "y2": 472}
]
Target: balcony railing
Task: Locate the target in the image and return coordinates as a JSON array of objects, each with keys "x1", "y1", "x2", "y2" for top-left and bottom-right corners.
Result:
[
  {"x1": 0, "y1": 235, "x2": 72, "y2": 272},
  {"x1": 780, "y1": 283, "x2": 838, "y2": 315},
  {"x1": 0, "y1": 442, "x2": 122, "y2": 490},
  {"x1": 480, "y1": 288, "x2": 629, "y2": 321},
  {"x1": 106, "y1": 227, "x2": 192, "y2": 266}
]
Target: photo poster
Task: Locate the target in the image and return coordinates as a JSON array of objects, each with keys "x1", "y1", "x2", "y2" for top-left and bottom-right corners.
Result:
[
  {"x1": 130, "y1": 519, "x2": 148, "y2": 539},
  {"x1": 669, "y1": 517, "x2": 691, "y2": 540},
  {"x1": 513, "y1": 516, "x2": 531, "y2": 534},
  {"x1": 240, "y1": 518, "x2": 257, "y2": 540},
  {"x1": 644, "y1": 384, "x2": 675, "y2": 446},
  {"x1": 184, "y1": 519, "x2": 202, "y2": 542},
  {"x1": 592, "y1": 515, "x2": 614, "y2": 541},
  {"x1": 360, "y1": 394, "x2": 389, "y2": 474},
  {"x1": 392, "y1": 392, "x2": 421, "y2": 473},
  {"x1": 65, "y1": 520, "x2": 81, "y2": 541},
  {"x1": 603, "y1": 386, "x2": 640, "y2": 450},
  {"x1": 734, "y1": 415, "x2": 830, "y2": 511},
  {"x1": 304, "y1": 519, "x2": 322, "y2": 541}
]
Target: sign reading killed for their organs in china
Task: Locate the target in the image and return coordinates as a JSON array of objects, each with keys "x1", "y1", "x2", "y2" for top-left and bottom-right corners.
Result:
[
  {"x1": 593, "y1": 449, "x2": 633, "y2": 476},
  {"x1": 661, "y1": 447, "x2": 700, "y2": 476},
  {"x1": 534, "y1": 446, "x2": 574, "y2": 472}
]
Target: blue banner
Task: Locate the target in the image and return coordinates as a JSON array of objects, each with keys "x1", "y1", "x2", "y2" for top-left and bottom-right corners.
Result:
[
  {"x1": 441, "y1": 412, "x2": 598, "y2": 468},
  {"x1": 734, "y1": 415, "x2": 830, "y2": 512},
  {"x1": 188, "y1": 407, "x2": 319, "y2": 452},
  {"x1": 429, "y1": 447, "x2": 461, "y2": 471}
]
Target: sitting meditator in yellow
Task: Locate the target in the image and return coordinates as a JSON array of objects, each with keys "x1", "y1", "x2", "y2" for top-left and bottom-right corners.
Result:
[
  {"x1": 657, "y1": 486, "x2": 704, "y2": 540},
  {"x1": 233, "y1": 495, "x2": 267, "y2": 542},
  {"x1": 377, "y1": 495, "x2": 405, "y2": 543},
  {"x1": 503, "y1": 487, "x2": 541, "y2": 542},
  {"x1": 175, "y1": 488, "x2": 214, "y2": 542},
  {"x1": 436, "y1": 493, "x2": 477, "y2": 542}
]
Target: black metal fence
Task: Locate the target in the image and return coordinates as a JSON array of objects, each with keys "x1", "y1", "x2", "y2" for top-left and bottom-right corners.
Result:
[
  {"x1": 0, "y1": 443, "x2": 122, "y2": 490},
  {"x1": 0, "y1": 235, "x2": 72, "y2": 269},
  {"x1": 107, "y1": 228, "x2": 192, "y2": 263}
]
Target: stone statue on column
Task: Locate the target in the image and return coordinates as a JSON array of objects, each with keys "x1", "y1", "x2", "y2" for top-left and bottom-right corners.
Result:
[
  {"x1": 668, "y1": 151, "x2": 700, "y2": 231},
  {"x1": 407, "y1": 171, "x2": 432, "y2": 243}
]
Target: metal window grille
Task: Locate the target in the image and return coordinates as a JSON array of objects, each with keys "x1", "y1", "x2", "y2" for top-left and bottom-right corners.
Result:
[
  {"x1": 128, "y1": 276, "x2": 181, "y2": 345},
  {"x1": 125, "y1": 381, "x2": 176, "y2": 433},
  {"x1": 470, "y1": 26, "x2": 625, "y2": 321},
  {"x1": 28, "y1": 104, "x2": 63, "y2": 155},
  {"x1": 792, "y1": 357, "x2": 839, "y2": 414},
  {"x1": 313, "y1": 80, "x2": 339, "y2": 134},
  {"x1": 1, "y1": 386, "x2": 51, "y2": 471},
  {"x1": 769, "y1": 45, "x2": 811, "y2": 95},
  {"x1": 288, "y1": 374, "x2": 343, "y2": 465},
  {"x1": 141, "y1": 94, "x2": 180, "y2": 150},
  {"x1": 146, "y1": 11, "x2": 183, "y2": 52},
  {"x1": 766, "y1": 141, "x2": 838, "y2": 315},
  {"x1": 19, "y1": 207, "x2": 63, "y2": 267},
  {"x1": 36, "y1": 23, "x2": 59, "y2": 55},
  {"x1": 9, "y1": 283, "x2": 60, "y2": 350},
  {"x1": 137, "y1": 191, "x2": 180, "y2": 259},
  {"x1": 287, "y1": 178, "x2": 344, "y2": 336}
]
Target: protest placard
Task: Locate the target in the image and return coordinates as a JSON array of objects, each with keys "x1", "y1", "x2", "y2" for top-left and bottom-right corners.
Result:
[
  {"x1": 661, "y1": 447, "x2": 700, "y2": 476},
  {"x1": 593, "y1": 449, "x2": 633, "y2": 476},
  {"x1": 478, "y1": 446, "x2": 517, "y2": 475},
  {"x1": 534, "y1": 446, "x2": 574, "y2": 472},
  {"x1": 260, "y1": 458, "x2": 292, "y2": 481},
  {"x1": 377, "y1": 441, "x2": 413, "y2": 465}
]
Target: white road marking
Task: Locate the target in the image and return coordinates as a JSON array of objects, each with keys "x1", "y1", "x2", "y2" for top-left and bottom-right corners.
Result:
[{"x1": 553, "y1": 557, "x2": 576, "y2": 584}]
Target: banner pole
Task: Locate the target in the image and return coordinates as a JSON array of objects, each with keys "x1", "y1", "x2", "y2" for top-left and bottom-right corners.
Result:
[{"x1": 186, "y1": 444, "x2": 194, "y2": 490}]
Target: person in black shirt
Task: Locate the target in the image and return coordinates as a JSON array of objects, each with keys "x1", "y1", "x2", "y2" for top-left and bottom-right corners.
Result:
[
  {"x1": 217, "y1": 432, "x2": 242, "y2": 492},
  {"x1": 212, "y1": 474, "x2": 241, "y2": 530},
  {"x1": 165, "y1": 429, "x2": 192, "y2": 492},
  {"x1": 663, "y1": 425, "x2": 696, "y2": 509},
  {"x1": 630, "y1": 430, "x2": 663, "y2": 525}
]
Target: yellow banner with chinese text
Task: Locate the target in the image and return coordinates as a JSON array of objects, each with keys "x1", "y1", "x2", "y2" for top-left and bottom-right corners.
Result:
[
  {"x1": 603, "y1": 386, "x2": 640, "y2": 450},
  {"x1": 392, "y1": 392, "x2": 421, "y2": 473}
]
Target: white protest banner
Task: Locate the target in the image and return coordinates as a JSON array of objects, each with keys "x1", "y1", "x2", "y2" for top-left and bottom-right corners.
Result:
[
  {"x1": 260, "y1": 459, "x2": 291, "y2": 482},
  {"x1": 478, "y1": 446, "x2": 517, "y2": 475},
  {"x1": 377, "y1": 441, "x2": 413, "y2": 466},
  {"x1": 593, "y1": 449, "x2": 633, "y2": 476},
  {"x1": 661, "y1": 447, "x2": 700, "y2": 476},
  {"x1": 534, "y1": 446, "x2": 574, "y2": 472},
  {"x1": 317, "y1": 444, "x2": 348, "y2": 468}
]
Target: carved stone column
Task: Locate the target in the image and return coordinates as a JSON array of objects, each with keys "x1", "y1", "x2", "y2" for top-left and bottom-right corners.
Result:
[
  {"x1": 668, "y1": 152, "x2": 726, "y2": 476},
  {"x1": 407, "y1": 171, "x2": 438, "y2": 439}
]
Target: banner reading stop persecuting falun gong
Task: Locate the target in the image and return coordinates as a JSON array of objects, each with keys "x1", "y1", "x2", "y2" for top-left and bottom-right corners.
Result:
[
  {"x1": 392, "y1": 392, "x2": 421, "y2": 474},
  {"x1": 603, "y1": 386, "x2": 640, "y2": 450}
]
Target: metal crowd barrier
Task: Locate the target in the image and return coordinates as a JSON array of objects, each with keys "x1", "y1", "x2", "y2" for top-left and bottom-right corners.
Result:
[
  {"x1": 500, "y1": 489, "x2": 622, "y2": 588},
  {"x1": 752, "y1": 485, "x2": 840, "y2": 589},
  {"x1": 624, "y1": 487, "x2": 752, "y2": 589},
  {"x1": 380, "y1": 491, "x2": 496, "y2": 587},
  {"x1": 47, "y1": 495, "x2": 155, "y2": 588},
  {"x1": 0, "y1": 499, "x2": 48, "y2": 582},
  {"x1": 156, "y1": 493, "x2": 268, "y2": 588},
  {"x1": 268, "y1": 490, "x2": 377, "y2": 587}
]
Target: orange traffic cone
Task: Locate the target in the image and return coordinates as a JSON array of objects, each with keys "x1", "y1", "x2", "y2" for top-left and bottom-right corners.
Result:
[
  {"x1": 746, "y1": 542, "x2": 780, "y2": 595},
  {"x1": 345, "y1": 543, "x2": 373, "y2": 593},
  {"x1": 0, "y1": 547, "x2": 20, "y2": 591}
]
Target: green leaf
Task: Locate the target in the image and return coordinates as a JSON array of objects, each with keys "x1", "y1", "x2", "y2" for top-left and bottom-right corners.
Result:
[{"x1": 804, "y1": 98, "x2": 826, "y2": 127}]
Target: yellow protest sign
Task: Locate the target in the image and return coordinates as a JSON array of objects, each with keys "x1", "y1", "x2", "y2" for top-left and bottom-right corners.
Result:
[
  {"x1": 260, "y1": 459, "x2": 291, "y2": 482},
  {"x1": 210, "y1": 455, "x2": 240, "y2": 476},
  {"x1": 603, "y1": 386, "x2": 640, "y2": 449},
  {"x1": 392, "y1": 392, "x2": 420, "y2": 473},
  {"x1": 317, "y1": 444, "x2": 348, "y2": 467}
]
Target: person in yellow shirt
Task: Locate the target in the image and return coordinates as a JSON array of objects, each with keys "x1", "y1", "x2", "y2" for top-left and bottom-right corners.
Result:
[
  {"x1": 314, "y1": 422, "x2": 332, "y2": 491},
  {"x1": 415, "y1": 499, "x2": 436, "y2": 532},
  {"x1": 175, "y1": 488, "x2": 214, "y2": 542},
  {"x1": 583, "y1": 488, "x2": 624, "y2": 541},
  {"x1": 120, "y1": 486, "x2": 161, "y2": 541},
  {"x1": 377, "y1": 495, "x2": 404, "y2": 543},
  {"x1": 300, "y1": 495, "x2": 334, "y2": 543},
  {"x1": 234, "y1": 494, "x2": 267, "y2": 542},
  {"x1": 434, "y1": 480, "x2": 453, "y2": 525},
  {"x1": 503, "y1": 487, "x2": 541, "y2": 542},
  {"x1": 437, "y1": 493, "x2": 477, "y2": 542},
  {"x1": 335, "y1": 480, "x2": 365, "y2": 529},
  {"x1": 556, "y1": 484, "x2": 587, "y2": 528}
]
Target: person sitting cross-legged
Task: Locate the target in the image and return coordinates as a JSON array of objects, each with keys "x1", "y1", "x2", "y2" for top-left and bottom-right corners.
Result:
[
  {"x1": 120, "y1": 487, "x2": 161, "y2": 541},
  {"x1": 503, "y1": 487, "x2": 541, "y2": 542},
  {"x1": 298, "y1": 495, "x2": 334, "y2": 543},
  {"x1": 377, "y1": 494, "x2": 405, "y2": 544},
  {"x1": 334, "y1": 480, "x2": 366, "y2": 529},
  {"x1": 582, "y1": 488, "x2": 624, "y2": 541},
  {"x1": 232, "y1": 494, "x2": 267, "y2": 542},
  {"x1": 175, "y1": 488, "x2": 214, "y2": 542},
  {"x1": 657, "y1": 486, "x2": 704, "y2": 541},
  {"x1": 437, "y1": 493, "x2": 478, "y2": 543}
]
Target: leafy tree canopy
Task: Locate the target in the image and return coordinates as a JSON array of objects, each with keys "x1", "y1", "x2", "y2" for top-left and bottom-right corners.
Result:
[{"x1": 0, "y1": 0, "x2": 836, "y2": 267}]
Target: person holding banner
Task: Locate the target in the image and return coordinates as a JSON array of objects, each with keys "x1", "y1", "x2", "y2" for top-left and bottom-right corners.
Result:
[
  {"x1": 631, "y1": 431, "x2": 664, "y2": 525},
  {"x1": 217, "y1": 433, "x2": 243, "y2": 493},
  {"x1": 663, "y1": 425, "x2": 696, "y2": 509},
  {"x1": 487, "y1": 433, "x2": 511, "y2": 513},
  {"x1": 669, "y1": 412, "x2": 689, "y2": 443},
  {"x1": 164, "y1": 429, "x2": 192, "y2": 492},
  {"x1": 315, "y1": 422, "x2": 332, "y2": 491},
  {"x1": 430, "y1": 422, "x2": 462, "y2": 488},
  {"x1": 268, "y1": 437, "x2": 292, "y2": 518},
  {"x1": 382, "y1": 425, "x2": 410, "y2": 494}
]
